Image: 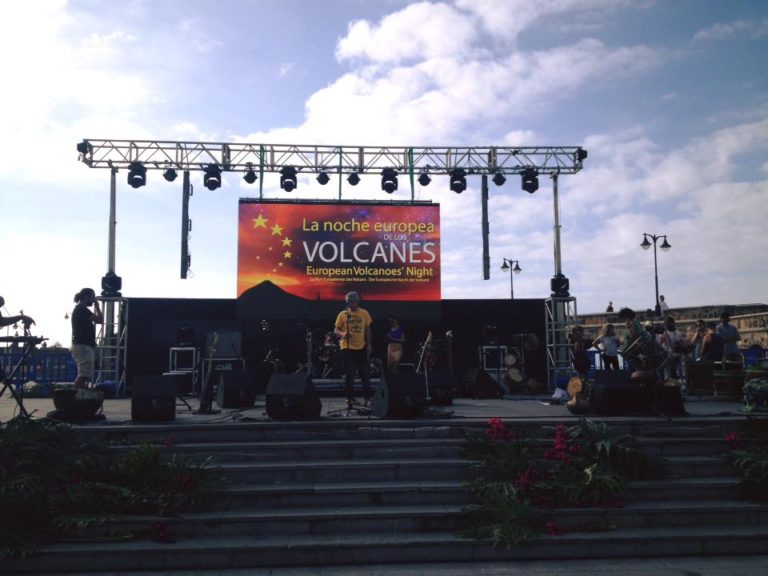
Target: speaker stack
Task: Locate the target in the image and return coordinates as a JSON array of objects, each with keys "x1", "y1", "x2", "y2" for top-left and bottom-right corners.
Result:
[
  {"x1": 590, "y1": 370, "x2": 652, "y2": 415},
  {"x1": 372, "y1": 373, "x2": 427, "y2": 418},
  {"x1": 425, "y1": 368, "x2": 454, "y2": 406},
  {"x1": 460, "y1": 368, "x2": 503, "y2": 399},
  {"x1": 215, "y1": 371, "x2": 256, "y2": 409},
  {"x1": 131, "y1": 375, "x2": 176, "y2": 422},
  {"x1": 265, "y1": 374, "x2": 322, "y2": 420}
]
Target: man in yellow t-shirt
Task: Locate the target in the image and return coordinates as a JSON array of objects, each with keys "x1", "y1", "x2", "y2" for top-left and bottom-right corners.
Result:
[{"x1": 334, "y1": 291, "x2": 373, "y2": 405}]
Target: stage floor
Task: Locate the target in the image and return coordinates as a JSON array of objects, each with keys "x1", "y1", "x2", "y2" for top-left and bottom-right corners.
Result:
[{"x1": 0, "y1": 391, "x2": 752, "y2": 426}]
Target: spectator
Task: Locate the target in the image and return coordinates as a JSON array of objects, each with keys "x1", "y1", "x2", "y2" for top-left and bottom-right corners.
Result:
[
  {"x1": 716, "y1": 311, "x2": 741, "y2": 362},
  {"x1": 700, "y1": 322, "x2": 725, "y2": 362}
]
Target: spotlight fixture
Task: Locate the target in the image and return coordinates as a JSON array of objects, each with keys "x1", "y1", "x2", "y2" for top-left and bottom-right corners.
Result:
[
  {"x1": 381, "y1": 168, "x2": 398, "y2": 194},
  {"x1": 521, "y1": 167, "x2": 539, "y2": 194},
  {"x1": 577, "y1": 148, "x2": 588, "y2": 161},
  {"x1": 492, "y1": 171, "x2": 506, "y2": 186},
  {"x1": 76, "y1": 140, "x2": 91, "y2": 155},
  {"x1": 418, "y1": 170, "x2": 431, "y2": 186},
  {"x1": 280, "y1": 166, "x2": 298, "y2": 191},
  {"x1": 163, "y1": 168, "x2": 178, "y2": 182},
  {"x1": 203, "y1": 164, "x2": 222, "y2": 190},
  {"x1": 347, "y1": 171, "x2": 360, "y2": 186},
  {"x1": 316, "y1": 171, "x2": 330, "y2": 185},
  {"x1": 449, "y1": 168, "x2": 466, "y2": 193},
  {"x1": 126, "y1": 162, "x2": 147, "y2": 189},
  {"x1": 243, "y1": 167, "x2": 258, "y2": 184}
]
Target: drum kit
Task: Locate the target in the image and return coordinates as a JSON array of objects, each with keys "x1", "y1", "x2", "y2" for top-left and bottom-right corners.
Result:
[
  {"x1": 313, "y1": 331, "x2": 382, "y2": 379},
  {"x1": 503, "y1": 352, "x2": 524, "y2": 387}
]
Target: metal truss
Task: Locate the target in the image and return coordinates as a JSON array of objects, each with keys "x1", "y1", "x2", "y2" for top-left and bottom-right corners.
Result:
[{"x1": 77, "y1": 139, "x2": 587, "y2": 175}]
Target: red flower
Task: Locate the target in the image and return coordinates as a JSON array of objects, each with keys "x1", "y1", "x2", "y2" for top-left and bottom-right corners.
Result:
[{"x1": 725, "y1": 432, "x2": 738, "y2": 445}]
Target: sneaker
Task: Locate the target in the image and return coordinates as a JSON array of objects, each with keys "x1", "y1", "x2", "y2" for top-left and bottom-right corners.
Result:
[{"x1": 551, "y1": 388, "x2": 568, "y2": 401}]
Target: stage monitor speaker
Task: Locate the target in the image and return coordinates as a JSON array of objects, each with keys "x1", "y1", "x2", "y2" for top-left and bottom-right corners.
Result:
[
  {"x1": 265, "y1": 373, "x2": 321, "y2": 420},
  {"x1": 372, "y1": 373, "x2": 427, "y2": 418},
  {"x1": 425, "y1": 368, "x2": 454, "y2": 406},
  {"x1": 131, "y1": 375, "x2": 176, "y2": 422},
  {"x1": 216, "y1": 371, "x2": 256, "y2": 409},
  {"x1": 460, "y1": 368, "x2": 502, "y2": 399},
  {"x1": 590, "y1": 370, "x2": 651, "y2": 415}
]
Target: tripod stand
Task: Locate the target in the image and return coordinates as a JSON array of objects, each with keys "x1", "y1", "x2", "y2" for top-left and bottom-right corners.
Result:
[{"x1": 0, "y1": 331, "x2": 47, "y2": 420}]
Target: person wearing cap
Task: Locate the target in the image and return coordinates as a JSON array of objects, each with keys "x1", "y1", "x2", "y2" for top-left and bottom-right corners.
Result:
[{"x1": 334, "y1": 291, "x2": 373, "y2": 406}]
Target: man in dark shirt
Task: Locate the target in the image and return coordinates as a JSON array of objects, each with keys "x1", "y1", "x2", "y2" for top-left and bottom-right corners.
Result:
[
  {"x1": 699, "y1": 322, "x2": 724, "y2": 362},
  {"x1": 71, "y1": 288, "x2": 103, "y2": 389}
]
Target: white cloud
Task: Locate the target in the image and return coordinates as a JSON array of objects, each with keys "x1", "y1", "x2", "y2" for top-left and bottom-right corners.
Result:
[
  {"x1": 693, "y1": 18, "x2": 768, "y2": 43},
  {"x1": 337, "y1": 2, "x2": 478, "y2": 63}
]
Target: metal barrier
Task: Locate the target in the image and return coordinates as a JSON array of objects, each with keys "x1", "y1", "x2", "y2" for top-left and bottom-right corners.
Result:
[{"x1": 0, "y1": 349, "x2": 77, "y2": 395}]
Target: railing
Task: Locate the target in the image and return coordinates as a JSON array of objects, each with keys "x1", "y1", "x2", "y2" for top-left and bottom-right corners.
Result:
[{"x1": 0, "y1": 348, "x2": 76, "y2": 395}]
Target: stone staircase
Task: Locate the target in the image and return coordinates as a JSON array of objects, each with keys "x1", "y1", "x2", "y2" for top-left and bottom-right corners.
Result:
[{"x1": 4, "y1": 416, "x2": 768, "y2": 573}]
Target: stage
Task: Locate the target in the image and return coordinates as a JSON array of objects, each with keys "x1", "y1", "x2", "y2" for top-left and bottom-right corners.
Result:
[{"x1": 0, "y1": 391, "x2": 751, "y2": 427}]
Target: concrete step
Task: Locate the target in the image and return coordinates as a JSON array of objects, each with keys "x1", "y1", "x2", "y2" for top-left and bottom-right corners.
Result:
[
  {"x1": 7, "y1": 525, "x2": 768, "y2": 573},
  {"x1": 551, "y1": 500, "x2": 768, "y2": 531},
  {"x1": 626, "y1": 477, "x2": 739, "y2": 502},
  {"x1": 662, "y1": 455, "x2": 734, "y2": 478},
  {"x1": 221, "y1": 480, "x2": 468, "y2": 509},
  {"x1": 216, "y1": 457, "x2": 470, "y2": 485},
  {"x1": 164, "y1": 437, "x2": 465, "y2": 462},
  {"x1": 69, "y1": 499, "x2": 768, "y2": 543}
]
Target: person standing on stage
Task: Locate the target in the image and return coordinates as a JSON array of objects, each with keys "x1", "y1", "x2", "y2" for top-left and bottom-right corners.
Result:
[
  {"x1": 592, "y1": 322, "x2": 621, "y2": 370},
  {"x1": 0, "y1": 296, "x2": 35, "y2": 329},
  {"x1": 716, "y1": 310, "x2": 742, "y2": 362},
  {"x1": 71, "y1": 288, "x2": 103, "y2": 390},
  {"x1": 386, "y1": 315, "x2": 405, "y2": 374},
  {"x1": 334, "y1": 291, "x2": 373, "y2": 406}
]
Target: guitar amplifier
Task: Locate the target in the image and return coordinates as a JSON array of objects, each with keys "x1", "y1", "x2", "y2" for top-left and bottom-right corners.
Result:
[{"x1": 202, "y1": 357, "x2": 245, "y2": 374}]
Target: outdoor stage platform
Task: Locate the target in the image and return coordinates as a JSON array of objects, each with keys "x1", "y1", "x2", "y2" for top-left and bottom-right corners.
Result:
[{"x1": 0, "y1": 392, "x2": 751, "y2": 427}]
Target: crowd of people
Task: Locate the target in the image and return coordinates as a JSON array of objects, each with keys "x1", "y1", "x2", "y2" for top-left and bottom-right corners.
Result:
[{"x1": 590, "y1": 308, "x2": 743, "y2": 382}]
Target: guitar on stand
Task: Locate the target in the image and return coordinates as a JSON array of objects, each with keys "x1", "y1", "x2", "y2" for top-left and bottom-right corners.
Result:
[
  {"x1": 415, "y1": 331, "x2": 433, "y2": 402},
  {"x1": 196, "y1": 331, "x2": 220, "y2": 414}
]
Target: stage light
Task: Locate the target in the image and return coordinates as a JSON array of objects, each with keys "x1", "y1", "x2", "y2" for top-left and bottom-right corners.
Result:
[
  {"x1": 203, "y1": 164, "x2": 222, "y2": 190},
  {"x1": 317, "y1": 171, "x2": 330, "y2": 185},
  {"x1": 127, "y1": 162, "x2": 147, "y2": 189},
  {"x1": 577, "y1": 148, "x2": 588, "y2": 161},
  {"x1": 521, "y1": 168, "x2": 539, "y2": 194},
  {"x1": 449, "y1": 168, "x2": 466, "y2": 193},
  {"x1": 76, "y1": 140, "x2": 91, "y2": 155},
  {"x1": 243, "y1": 168, "x2": 258, "y2": 184},
  {"x1": 381, "y1": 168, "x2": 398, "y2": 194},
  {"x1": 418, "y1": 170, "x2": 431, "y2": 187},
  {"x1": 492, "y1": 171, "x2": 506, "y2": 186},
  {"x1": 280, "y1": 166, "x2": 298, "y2": 191},
  {"x1": 347, "y1": 171, "x2": 360, "y2": 186},
  {"x1": 163, "y1": 168, "x2": 178, "y2": 182}
]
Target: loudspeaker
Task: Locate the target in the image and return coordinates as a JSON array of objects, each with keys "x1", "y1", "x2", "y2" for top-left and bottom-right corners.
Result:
[
  {"x1": 461, "y1": 368, "x2": 502, "y2": 399},
  {"x1": 658, "y1": 384, "x2": 687, "y2": 416},
  {"x1": 590, "y1": 370, "x2": 651, "y2": 415},
  {"x1": 372, "y1": 373, "x2": 427, "y2": 418},
  {"x1": 131, "y1": 375, "x2": 176, "y2": 422},
  {"x1": 216, "y1": 371, "x2": 256, "y2": 409},
  {"x1": 265, "y1": 374, "x2": 322, "y2": 420},
  {"x1": 425, "y1": 368, "x2": 454, "y2": 406}
]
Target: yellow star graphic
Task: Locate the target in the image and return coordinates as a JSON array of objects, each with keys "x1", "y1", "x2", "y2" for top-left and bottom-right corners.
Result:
[
  {"x1": 283, "y1": 250, "x2": 292, "y2": 259},
  {"x1": 282, "y1": 237, "x2": 293, "y2": 247},
  {"x1": 252, "y1": 213, "x2": 268, "y2": 228},
  {"x1": 271, "y1": 223, "x2": 283, "y2": 236}
]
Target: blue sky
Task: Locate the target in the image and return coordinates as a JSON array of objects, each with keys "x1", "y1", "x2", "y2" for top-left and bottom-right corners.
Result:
[{"x1": 1, "y1": 0, "x2": 767, "y2": 346}]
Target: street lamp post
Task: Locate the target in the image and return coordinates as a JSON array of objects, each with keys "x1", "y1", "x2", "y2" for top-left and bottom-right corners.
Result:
[
  {"x1": 640, "y1": 233, "x2": 671, "y2": 316},
  {"x1": 500, "y1": 258, "x2": 522, "y2": 299}
]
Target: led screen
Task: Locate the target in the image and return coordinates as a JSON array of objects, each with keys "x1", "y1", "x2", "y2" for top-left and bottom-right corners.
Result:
[{"x1": 238, "y1": 200, "x2": 441, "y2": 302}]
